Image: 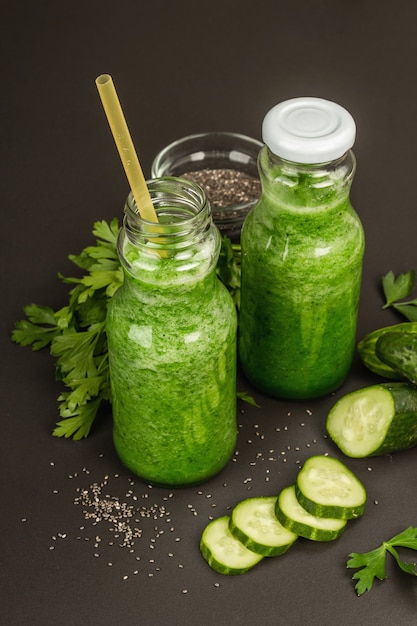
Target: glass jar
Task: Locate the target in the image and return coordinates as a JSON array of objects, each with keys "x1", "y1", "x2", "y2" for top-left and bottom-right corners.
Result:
[
  {"x1": 151, "y1": 132, "x2": 262, "y2": 238},
  {"x1": 239, "y1": 98, "x2": 365, "y2": 400},
  {"x1": 106, "y1": 177, "x2": 238, "y2": 487}
]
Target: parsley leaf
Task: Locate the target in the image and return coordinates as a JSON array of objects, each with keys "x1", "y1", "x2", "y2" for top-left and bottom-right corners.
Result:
[
  {"x1": 50, "y1": 322, "x2": 105, "y2": 382},
  {"x1": 237, "y1": 390, "x2": 260, "y2": 407},
  {"x1": 381, "y1": 270, "x2": 417, "y2": 321},
  {"x1": 391, "y1": 299, "x2": 417, "y2": 322},
  {"x1": 382, "y1": 270, "x2": 415, "y2": 308},
  {"x1": 53, "y1": 397, "x2": 104, "y2": 440},
  {"x1": 347, "y1": 527, "x2": 417, "y2": 595},
  {"x1": 11, "y1": 304, "x2": 61, "y2": 350},
  {"x1": 68, "y1": 218, "x2": 121, "y2": 272}
]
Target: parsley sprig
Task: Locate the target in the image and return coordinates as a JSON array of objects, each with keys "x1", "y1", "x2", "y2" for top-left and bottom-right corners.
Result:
[
  {"x1": 347, "y1": 527, "x2": 417, "y2": 595},
  {"x1": 382, "y1": 270, "x2": 417, "y2": 320},
  {"x1": 12, "y1": 219, "x2": 123, "y2": 440},
  {"x1": 11, "y1": 220, "x2": 242, "y2": 440}
]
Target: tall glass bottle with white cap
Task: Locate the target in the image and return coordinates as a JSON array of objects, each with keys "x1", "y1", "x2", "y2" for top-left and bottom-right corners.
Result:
[{"x1": 239, "y1": 97, "x2": 364, "y2": 400}]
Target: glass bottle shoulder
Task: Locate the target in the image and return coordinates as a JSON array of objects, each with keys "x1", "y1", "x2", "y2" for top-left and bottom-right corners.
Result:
[
  {"x1": 256, "y1": 146, "x2": 356, "y2": 212},
  {"x1": 241, "y1": 197, "x2": 364, "y2": 269}
]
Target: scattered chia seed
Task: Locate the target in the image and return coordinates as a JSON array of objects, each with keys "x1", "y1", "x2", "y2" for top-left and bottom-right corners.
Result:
[{"x1": 44, "y1": 404, "x2": 342, "y2": 594}]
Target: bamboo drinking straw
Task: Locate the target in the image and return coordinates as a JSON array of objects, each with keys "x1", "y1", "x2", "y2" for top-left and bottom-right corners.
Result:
[{"x1": 95, "y1": 74, "x2": 158, "y2": 223}]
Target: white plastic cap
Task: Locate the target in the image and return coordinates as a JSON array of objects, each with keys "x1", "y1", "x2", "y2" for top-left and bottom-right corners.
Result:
[{"x1": 262, "y1": 97, "x2": 356, "y2": 164}]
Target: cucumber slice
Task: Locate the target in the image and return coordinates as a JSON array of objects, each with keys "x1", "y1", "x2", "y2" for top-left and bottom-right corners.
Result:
[
  {"x1": 200, "y1": 516, "x2": 263, "y2": 575},
  {"x1": 376, "y1": 331, "x2": 417, "y2": 385},
  {"x1": 295, "y1": 455, "x2": 366, "y2": 520},
  {"x1": 229, "y1": 496, "x2": 298, "y2": 557},
  {"x1": 357, "y1": 322, "x2": 417, "y2": 379},
  {"x1": 326, "y1": 382, "x2": 417, "y2": 457},
  {"x1": 275, "y1": 485, "x2": 347, "y2": 542}
]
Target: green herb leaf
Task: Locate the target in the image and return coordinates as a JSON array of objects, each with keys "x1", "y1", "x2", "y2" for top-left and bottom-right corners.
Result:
[
  {"x1": 11, "y1": 304, "x2": 61, "y2": 350},
  {"x1": 92, "y1": 217, "x2": 121, "y2": 246},
  {"x1": 53, "y1": 397, "x2": 103, "y2": 440},
  {"x1": 11, "y1": 319, "x2": 58, "y2": 351},
  {"x1": 347, "y1": 527, "x2": 417, "y2": 595},
  {"x1": 347, "y1": 545, "x2": 387, "y2": 595},
  {"x1": 24, "y1": 303, "x2": 58, "y2": 326},
  {"x1": 237, "y1": 390, "x2": 259, "y2": 407},
  {"x1": 392, "y1": 299, "x2": 417, "y2": 321},
  {"x1": 78, "y1": 268, "x2": 124, "y2": 299},
  {"x1": 50, "y1": 323, "x2": 105, "y2": 382},
  {"x1": 382, "y1": 270, "x2": 415, "y2": 309},
  {"x1": 68, "y1": 218, "x2": 120, "y2": 272},
  {"x1": 59, "y1": 374, "x2": 108, "y2": 412}
]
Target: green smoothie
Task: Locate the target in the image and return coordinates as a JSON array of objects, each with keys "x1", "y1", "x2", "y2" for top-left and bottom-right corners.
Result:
[
  {"x1": 239, "y1": 145, "x2": 364, "y2": 399},
  {"x1": 107, "y1": 180, "x2": 237, "y2": 487}
]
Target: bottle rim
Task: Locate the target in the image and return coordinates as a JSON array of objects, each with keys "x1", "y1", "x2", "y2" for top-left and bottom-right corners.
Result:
[{"x1": 123, "y1": 176, "x2": 213, "y2": 249}]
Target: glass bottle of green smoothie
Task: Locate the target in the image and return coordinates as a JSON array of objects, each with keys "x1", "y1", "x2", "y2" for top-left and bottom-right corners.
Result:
[
  {"x1": 107, "y1": 178, "x2": 238, "y2": 487},
  {"x1": 239, "y1": 97, "x2": 365, "y2": 400}
]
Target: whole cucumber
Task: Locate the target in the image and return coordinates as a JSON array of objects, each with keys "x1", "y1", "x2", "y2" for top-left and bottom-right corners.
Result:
[
  {"x1": 376, "y1": 331, "x2": 417, "y2": 385},
  {"x1": 357, "y1": 322, "x2": 417, "y2": 379}
]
